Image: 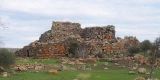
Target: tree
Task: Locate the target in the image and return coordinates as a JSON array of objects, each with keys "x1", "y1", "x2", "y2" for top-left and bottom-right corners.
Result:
[
  {"x1": 155, "y1": 37, "x2": 160, "y2": 58},
  {"x1": 148, "y1": 36, "x2": 160, "y2": 79},
  {"x1": 140, "y1": 40, "x2": 152, "y2": 56},
  {"x1": 0, "y1": 48, "x2": 15, "y2": 68},
  {"x1": 128, "y1": 45, "x2": 140, "y2": 56}
]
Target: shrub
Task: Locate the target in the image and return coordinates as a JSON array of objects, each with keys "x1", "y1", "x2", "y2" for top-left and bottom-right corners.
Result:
[
  {"x1": 0, "y1": 48, "x2": 15, "y2": 68},
  {"x1": 140, "y1": 40, "x2": 152, "y2": 52},
  {"x1": 128, "y1": 46, "x2": 140, "y2": 56}
]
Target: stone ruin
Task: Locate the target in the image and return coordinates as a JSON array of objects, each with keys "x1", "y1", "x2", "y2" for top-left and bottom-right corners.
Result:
[{"x1": 16, "y1": 21, "x2": 139, "y2": 58}]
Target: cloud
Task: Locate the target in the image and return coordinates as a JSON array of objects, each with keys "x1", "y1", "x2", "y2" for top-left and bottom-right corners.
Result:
[
  {"x1": 0, "y1": 0, "x2": 111, "y2": 17},
  {"x1": 0, "y1": 0, "x2": 160, "y2": 48}
]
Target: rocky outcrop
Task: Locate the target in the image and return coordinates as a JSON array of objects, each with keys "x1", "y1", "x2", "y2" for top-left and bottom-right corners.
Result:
[{"x1": 16, "y1": 21, "x2": 139, "y2": 58}]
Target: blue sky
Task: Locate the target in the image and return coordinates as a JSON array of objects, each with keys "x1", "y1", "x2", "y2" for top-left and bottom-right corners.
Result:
[{"x1": 0, "y1": 0, "x2": 160, "y2": 48}]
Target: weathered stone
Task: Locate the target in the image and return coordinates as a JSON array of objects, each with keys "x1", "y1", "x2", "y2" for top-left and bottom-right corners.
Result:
[
  {"x1": 73, "y1": 79, "x2": 79, "y2": 80},
  {"x1": 16, "y1": 21, "x2": 140, "y2": 58},
  {"x1": 104, "y1": 62, "x2": 109, "y2": 66},
  {"x1": 14, "y1": 65, "x2": 27, "y2": 71},
  {"x1": 138, "y1": 68, "x2": 147, "y2": 74},
  {"x1": 2, "y1": 72, "x2": 8, "y2": 77},
  {"x1": 34, "y1": 65, "x2": 44, "y2": 71},
  {"x1": 104, "y1": 67, "x2": 108, "y2": 70},
  {"x1": 135, "y1": 77, "x2": 145, "y2": 80},
  {"x1": 48, "y1": 69, "x2": 58, "y2": 75},
  {"x1": 129, "y1": 71, "x2": 136, "y2": 75}
]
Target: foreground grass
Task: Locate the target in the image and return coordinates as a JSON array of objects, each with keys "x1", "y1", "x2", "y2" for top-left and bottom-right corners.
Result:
[
  {"x1": 0, "y1": 69, "x2": 138, "y2": 80},
  {"x1": 0, "y1": 58, "x2": 160, "y2": 80}
]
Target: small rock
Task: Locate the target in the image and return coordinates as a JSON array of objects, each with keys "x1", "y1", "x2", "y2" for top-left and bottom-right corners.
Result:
[
  {"x1": 104, "y1": 62, "x2": 109, "y2": 66},
  {"x1": 146, "y1": 72, "x2": 150, "y2": 75},
  {"x1": 104, "y1": 67, "x2": 108, "y2": 70},
  {"x1": 132, "y1": 66, "x2": 138, "y2": 70},
  {"x1": 48, "y1": 69, "x2": 58, "y2": 75},
  {"x1": 129, "y1": 71, "x2": 136, "y2": 74},
  {"x1": 73, "y1": 79, "x2": 79, "y2": 80},
  {"x1": 15, "y1": 65, "x2": 27, "y2": 71},
  {"x1": 2, "y1": 72, "x2": 8, "y2": 77},
  {"x1": 114, "y1": 63, "x2": 120, "y2": 66},
  {"x1": 138, "y1": 68, "x2": 147, "y2": 74},
  {"x1": 68, "y1": 62, "x2": 75, "y2": 65},
  {"x1": 135, "y1": 77, "x2": 145, "y2": 80},
  {"x1": 35, "y1": 65, "x2": 43, "y2": 71},
  {"x1": 147, "y1": 78, "x2": 159, "y2": 80},
  {"x1": 93, "y1": 64, "x2": 97, "y2": 67}
]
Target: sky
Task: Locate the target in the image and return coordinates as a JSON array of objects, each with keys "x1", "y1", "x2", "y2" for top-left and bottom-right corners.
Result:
[{"x1": 0, "y1": 0, "x2": 160, "y2": 48}]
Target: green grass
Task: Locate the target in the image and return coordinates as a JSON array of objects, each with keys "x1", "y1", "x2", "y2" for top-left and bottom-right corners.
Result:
[
  {"x1": 1, "y1": 67, "x2": 152, "y2": 80},
  {"x1": 0, "y1": 58, "x2": 160, "y2": 80},
  {"x1": 0, "y1": 69, "x2": 139, "y2": 80},
  {"x1": 0, "y1": 71, "x2": 78, "y2": 80}
]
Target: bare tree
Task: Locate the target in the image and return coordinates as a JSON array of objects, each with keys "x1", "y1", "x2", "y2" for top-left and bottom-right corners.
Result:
[
  {"x1": 149, "y1": 36, "x2": 160, "y2": 79},
  {"x1": 140, "y1": 40, "x2": 152, "y2": 56}
]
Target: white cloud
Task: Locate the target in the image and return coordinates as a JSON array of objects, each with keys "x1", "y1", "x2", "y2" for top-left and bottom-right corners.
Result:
[
  {"x1": 0, "y1": 0, "x2": 112, "y2": 17},
  {"x1": 0, "y1": 0, "x2": 160, "y2": 47}
]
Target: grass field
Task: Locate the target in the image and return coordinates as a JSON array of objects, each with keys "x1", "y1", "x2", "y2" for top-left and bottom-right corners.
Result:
[{"x1": 0, "y1": 58, "x2": 160, "y2": 80}]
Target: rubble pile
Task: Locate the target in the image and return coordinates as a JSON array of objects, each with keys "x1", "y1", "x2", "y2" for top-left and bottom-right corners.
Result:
[
  {"x1": 102, "y1": 36, "x2": 139, "y2": 54},
  {"x1": 16, "y1": 21, "x2": 140, "y2": 58}
]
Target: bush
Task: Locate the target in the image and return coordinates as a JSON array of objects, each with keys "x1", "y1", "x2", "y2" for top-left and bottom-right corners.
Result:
[
  {"x1": 128, "y1": 46, "x2": 140, "y2": 56},
  {"x1": 0, "y1": 48, "x2": 15, "y2": 68}
]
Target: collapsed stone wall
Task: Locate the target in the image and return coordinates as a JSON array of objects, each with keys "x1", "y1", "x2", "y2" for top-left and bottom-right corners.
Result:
[
  {"x1": 39, "y1": 21, "x2": 82, "y2": 43},
  {"x1": 102, "y1": 36, "x2": 139, "y2": 54},
  {"x1": 16, "y1": 21, "x2": 139, "y2": 58},
  {"x1": 81, "y1": 25, "x2": 116, "y2": 46}
]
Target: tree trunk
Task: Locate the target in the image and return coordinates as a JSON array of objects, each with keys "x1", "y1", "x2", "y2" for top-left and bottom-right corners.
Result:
[
  {"x1": 149, "y1": 64, "x2": 154, "y2": 79},
  {"x1": 149, "y1": 49, "x2": 156, "y2": 79}
]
